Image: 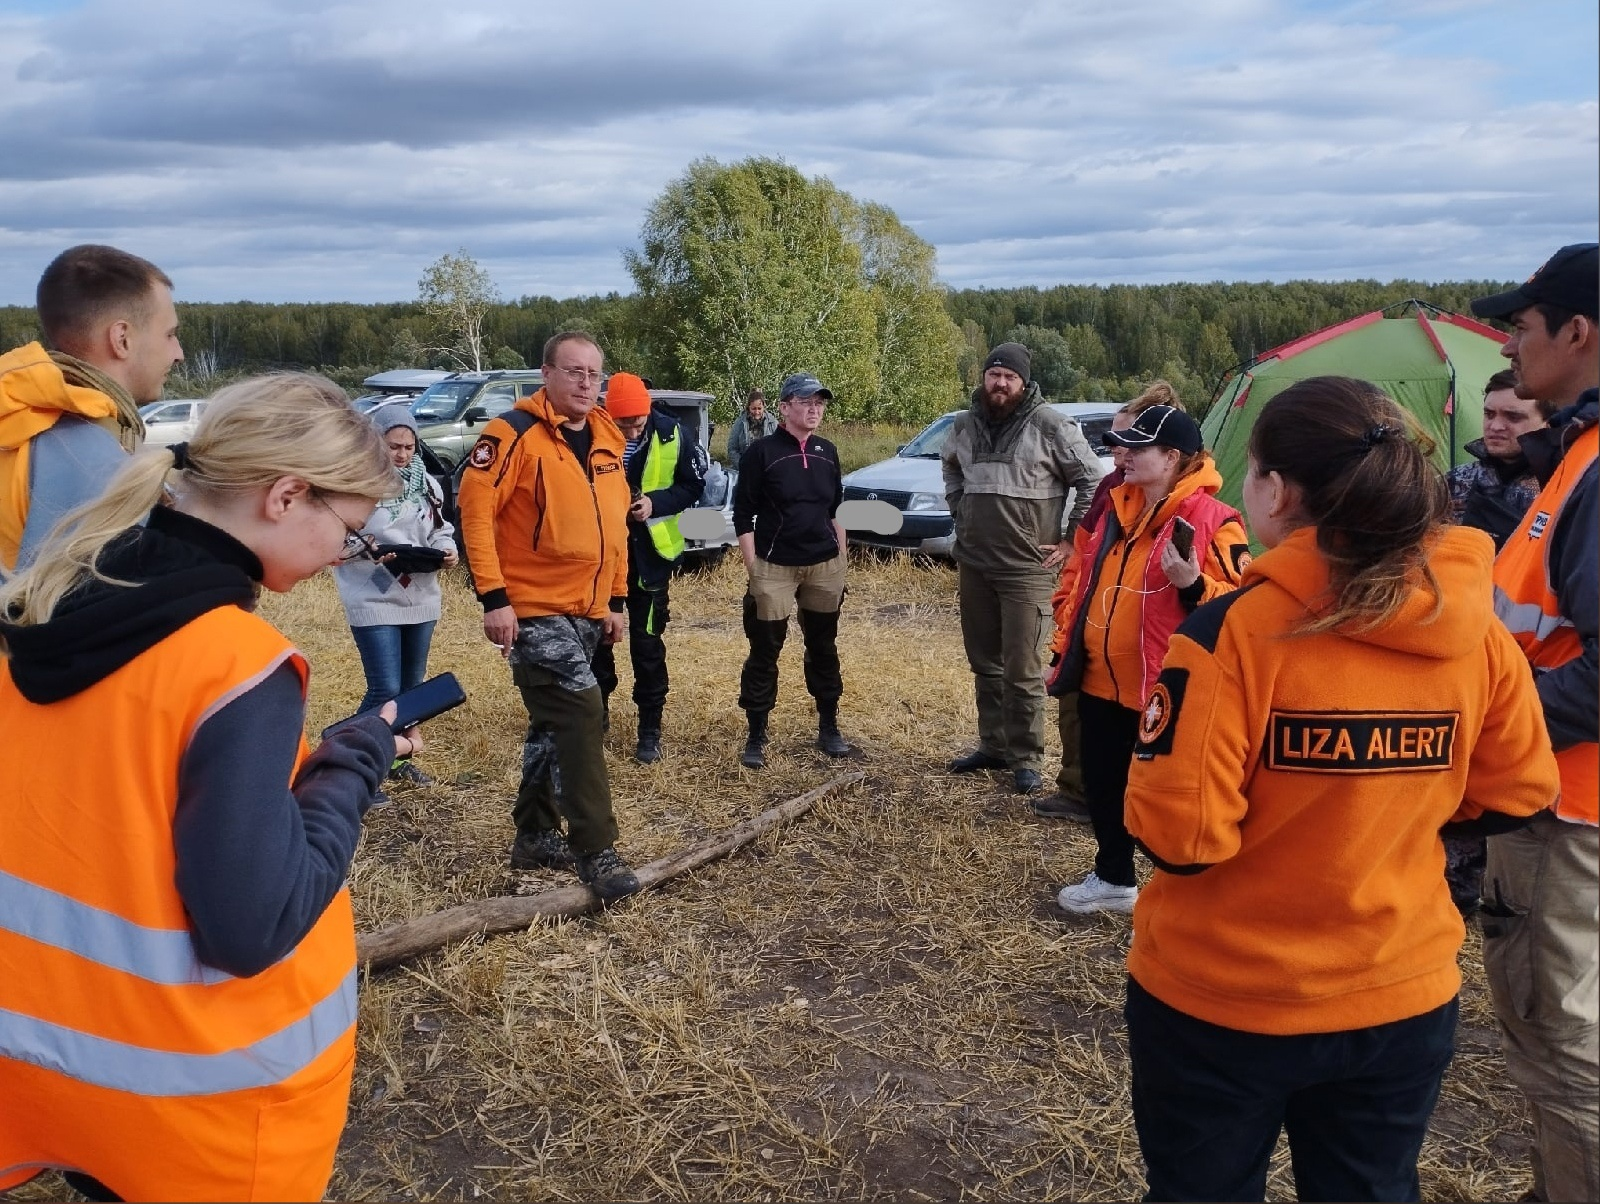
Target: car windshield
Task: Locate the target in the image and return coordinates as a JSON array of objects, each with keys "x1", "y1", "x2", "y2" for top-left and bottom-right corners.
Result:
[
  {"x1": 899, "y1": 414, "x2": 956, "y2": 458},
  {"x1": 410, "y1": 381, "x2": 480, "y2": 421}
]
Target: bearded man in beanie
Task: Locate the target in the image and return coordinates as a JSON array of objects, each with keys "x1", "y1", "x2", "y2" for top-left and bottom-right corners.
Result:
[
  {"x1": 1, "y1": 245, "x2": 183, "y2": 574},
  {"x1": 941, "y1": 341, "x2": 1104, "y2": 793},
  {"x1": 591, "y1": 373, "x2": 705, "y2": 763}
]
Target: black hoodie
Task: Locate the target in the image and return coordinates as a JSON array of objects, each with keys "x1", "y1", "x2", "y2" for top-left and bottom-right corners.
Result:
[{"x1": 1, "y1": 506, "x2": 393, "y2": 976}]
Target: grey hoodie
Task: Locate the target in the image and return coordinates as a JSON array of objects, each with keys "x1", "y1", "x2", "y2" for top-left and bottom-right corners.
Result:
[{"x1": 940, "y1": 382, "x2": 1104, "y2": 572}]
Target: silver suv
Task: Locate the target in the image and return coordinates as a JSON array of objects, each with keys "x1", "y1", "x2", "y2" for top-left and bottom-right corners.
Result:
[{"x1": 410, "y1": 370, "x2": 545, "y2": 467}]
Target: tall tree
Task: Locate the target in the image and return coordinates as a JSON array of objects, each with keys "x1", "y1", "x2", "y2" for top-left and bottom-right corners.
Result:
[
  {"x1": 418, "y1": 250, "x2": 499, "y2": 372},
  {"x1": 626, "y1": 157, "x2": 960, "y2": 422}
]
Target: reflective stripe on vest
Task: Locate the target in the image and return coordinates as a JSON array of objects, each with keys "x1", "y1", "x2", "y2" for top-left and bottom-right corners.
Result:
[
  {"x1": 1492, "y1": 423, "x2": 1598, "y2": 825},
  {"x1": 0, "y1": 970, "x2": 356, "y2": 1097},
  {"x1": 0, "y1": 868, "x2": 234, "y2": 987},
  {"x1": 640, "y1": 427, "x2": 685, "y2": 562}
]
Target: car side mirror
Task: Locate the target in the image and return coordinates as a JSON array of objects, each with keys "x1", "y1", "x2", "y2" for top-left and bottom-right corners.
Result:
[
  {"x1": 896, "y1": 444, "x2": 906, "y2": 454},
  {"x1": 463, "y1": 406, "x2": 489, "y2": 425}
]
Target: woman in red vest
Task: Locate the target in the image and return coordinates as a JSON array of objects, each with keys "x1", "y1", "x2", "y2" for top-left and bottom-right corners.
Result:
[
  {"x1": 1046, "y1": 403, "x2": 1250, "y2": 914},
  {"x1": 0, "y1": 374, "x2": 409, "y2": 1201}
]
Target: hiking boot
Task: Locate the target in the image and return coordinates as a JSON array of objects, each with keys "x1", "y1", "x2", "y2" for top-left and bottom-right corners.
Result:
[
  {"x1": 816, "y1": 722, "x2": 854, "y2": 758},
  {"x1": 1056, "y1": 872, "x2": 1138, "y2": 915},
  {"x1": 509, "y1": 829, "x2": 575, "y2": 871},
  {"x1": 740, "y1": 710, "x2": 769, "y2": 770},
  {"x1": 948, "y1": 749, "x2": 1006, "y2": 773},
  {"x1": 575, "y1": 846, "x2": 641, "y2": 904},
  {"x1": 388, "y1": 760, "x2": 434, "y2": 786},
  {"x1": 1031, "y1": 793, "x2": 1092, "y2": 823},
  {"x1": 635, "y1": 727, "x2": 663, "y2": 763},
  {"x1": 1013, "y1": 768, "x2": 1043, "y2": 794}
]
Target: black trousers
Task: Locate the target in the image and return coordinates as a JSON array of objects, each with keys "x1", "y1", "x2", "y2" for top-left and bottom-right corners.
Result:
[
  {"x1": 737, "y1": 597, "x2": 842, "y2": 715},
  {"x1": 591, "y1": 584, "x2": 671, "y2": 713},
  {"x1": 1126, "y1": 978, "x2": 1457, "y2": 1202},
  {"x1": 1078, "y1": 691, "x2": 1142, "y2": 887}
]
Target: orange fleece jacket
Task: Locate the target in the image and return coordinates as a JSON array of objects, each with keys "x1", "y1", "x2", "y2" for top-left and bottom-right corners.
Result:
[
  {"x1": 1124, "y1": 525, "x2": 1561, "y2": 1035},
  {"x1": 455, "y1": 391, "x2": 630, "y2": 619}
]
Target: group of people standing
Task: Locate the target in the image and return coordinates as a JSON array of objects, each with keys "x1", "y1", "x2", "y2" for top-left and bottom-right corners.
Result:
[{"x1": 0, "y1": 238, "x2": 1593, "y2": 1204}]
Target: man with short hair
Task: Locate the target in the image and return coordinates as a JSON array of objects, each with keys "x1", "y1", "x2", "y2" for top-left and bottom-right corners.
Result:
[
  {"x1": 1471, "y1": 242, "x2": 1598, "y2": 1204},
  {"x1": 942, "y1": 342, "x2": 1104, "y2": 794},
  {"x1": 456, "y1": 331, "x2": 640, "y2": 903},
  {"x1": 1446, "y1": 367, "x2": 1550, "y2": 552},
  {"x1": 0, "y1": 244, "x2": 183, "y2": 572},
  {"x1": 591, "y1": 372, "x2": 705, "y2": 763},
  {"x1": 733, "y1": 372, "x2": 852, "y2": 768}
]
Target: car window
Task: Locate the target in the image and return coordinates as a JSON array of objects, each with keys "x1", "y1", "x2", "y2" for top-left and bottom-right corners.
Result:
[
  {"x1": 1079, "y1": 416, "x2": 1114, "y2": 455},
  {"x1": 478, "y1": 384, "x2": 518, "y2": 416},
  {"x1": 411, "y1": 381, "x2": 480, "y2": 421},
  {"x1": 145, "y1": 404, "x2": 182, "y2": 424},
  {"x1": 517, "y1": 379, "x2": 542, "y2": 398},
  {"x1": 899, "y1": 414, "x2": 956, "y2": 458}
]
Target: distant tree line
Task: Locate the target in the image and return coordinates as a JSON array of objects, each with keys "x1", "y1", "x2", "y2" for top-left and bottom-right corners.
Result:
[{"x1": 0, "y1": 272, "x2": 1510, "y2": 424}]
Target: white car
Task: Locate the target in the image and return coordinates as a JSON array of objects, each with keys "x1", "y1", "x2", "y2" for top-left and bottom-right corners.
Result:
[
  {"x1": 840, "y1": 402, "x2": 1120, "y2": 557},
  {"x1": 138, "y1": 399, "x2": 208, "y2": 448}
]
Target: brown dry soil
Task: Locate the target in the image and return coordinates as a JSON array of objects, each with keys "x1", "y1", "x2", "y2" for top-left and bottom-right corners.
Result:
[{"x1": 13, "y1": 553, "x2": 1533, "y2": 1202}]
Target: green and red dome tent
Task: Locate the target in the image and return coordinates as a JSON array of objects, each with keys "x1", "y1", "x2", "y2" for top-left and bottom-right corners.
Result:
[{"x1": 1201, "y1": 301, "x2": 1508, "y2": 512}]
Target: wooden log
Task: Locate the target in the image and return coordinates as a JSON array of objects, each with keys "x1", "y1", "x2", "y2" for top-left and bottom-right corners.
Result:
[{"x1": 355, "y1": 770, "x2": 865, "y2": 972}]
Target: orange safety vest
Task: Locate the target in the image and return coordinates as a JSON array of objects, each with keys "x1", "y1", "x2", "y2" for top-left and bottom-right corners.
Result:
[
  {"x1": 0, "y1": 606, "x2": 358, "y2": 1202},
  {"x1": 1493, "y1": 422, "x2": 1599, "y2": 825}
]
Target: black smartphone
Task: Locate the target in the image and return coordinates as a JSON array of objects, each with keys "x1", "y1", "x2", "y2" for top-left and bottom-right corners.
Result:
[
  {"x1": 387, "y1": 672, "x2": 467, "y2": 733},
  {"x1": 1170, "y1": 517, "x2": 1196, "y2": 561}
]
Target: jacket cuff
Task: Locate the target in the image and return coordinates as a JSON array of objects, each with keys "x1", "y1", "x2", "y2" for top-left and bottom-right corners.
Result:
[
  {"x1": 1177, "y1": 579, "x2": 1206, "y2": 612},
  {"x1": 609, "y1": 596, "x2": 626, "y2": 613},
  {"x1": 478, "y1": 587, "x2": 511, "y2": 612}
]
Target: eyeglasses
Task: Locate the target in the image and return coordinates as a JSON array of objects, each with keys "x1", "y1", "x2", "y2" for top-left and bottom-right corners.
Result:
[
  {"x1": 315, "y1": 494, "x2": 378, "y2": 563},
  {"x1": 551, "y1": 366, "x2": 604, "y2": 386}
]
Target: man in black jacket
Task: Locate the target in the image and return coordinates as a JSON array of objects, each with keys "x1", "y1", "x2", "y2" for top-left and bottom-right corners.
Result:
[
  {"x1": 732, "y1": 372, "x2": 853, "y2": 768},
  {"x1": 591, "y1": 374, "x2": 705, "y2": 762}
]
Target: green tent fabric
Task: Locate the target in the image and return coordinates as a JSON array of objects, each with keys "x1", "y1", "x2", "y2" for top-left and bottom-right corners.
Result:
[{"x1": 1202, "y1": 302, "x2": 1508, "y2": 513}]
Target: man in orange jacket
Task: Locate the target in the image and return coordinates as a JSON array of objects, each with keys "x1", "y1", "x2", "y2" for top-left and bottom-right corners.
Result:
[
  {"x1": 1472, "y1": 244, "x2": 1598, "y2": 1204},
  {"x1": 456, "y1": 331, "x2": 640, "y2": 903},
  {"x1": 0, "y1": 245, "x2": 183, "y2": 573}
]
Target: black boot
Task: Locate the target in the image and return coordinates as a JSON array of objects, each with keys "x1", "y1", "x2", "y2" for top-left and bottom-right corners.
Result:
[
  {"x1": 741, "y1": 710, "x2": 769, "y2": 769},
  {"x1": 636, "y1": 706, "x2": 663, "y2": 764},
  {"x1": 816, "y1": 700, "x2": 853, "y2": 758}
]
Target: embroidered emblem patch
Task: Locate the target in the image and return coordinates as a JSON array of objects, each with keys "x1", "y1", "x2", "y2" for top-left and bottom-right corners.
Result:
[
  {"x1": 1135, "y1": 667, "x2": 1188, "y2": 759},
  {"x1": 468, "y1": 436, "x2": 500, "y2": 470},
  {"x1": 1266, "y1": 711, "x2": 1459, "y2": 773}
]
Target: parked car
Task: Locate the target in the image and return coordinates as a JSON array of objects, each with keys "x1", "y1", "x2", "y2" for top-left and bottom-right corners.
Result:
[
  {"x1": 411, "y1": 370, "x2": 545, "y2": 467},
  {"x1": 137, "y1": 399, "x2": 208, "y2": 448},
  {"x1": 840, "y1": 402, "x2": 1120, "y2": 557},
  {"x1": 351, "y1": 368, "x2": 449, "y2": 413}
]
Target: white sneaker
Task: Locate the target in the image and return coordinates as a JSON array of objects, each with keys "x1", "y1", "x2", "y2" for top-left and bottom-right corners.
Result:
[{"x1": 1056, "y1": 872, "x2": 1138, "y2": 915}]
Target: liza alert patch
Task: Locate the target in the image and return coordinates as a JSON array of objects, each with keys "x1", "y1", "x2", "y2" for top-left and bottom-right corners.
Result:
[
  {"x1": 1266, "y1": 710, "x2": 1458, "y2": 773},
  {"x1": 1135, "y1": 668, "x2": 1188, "y2": 759},
  {"x1": 468, "y1": 435, "x2": 501, "y2": 471}
]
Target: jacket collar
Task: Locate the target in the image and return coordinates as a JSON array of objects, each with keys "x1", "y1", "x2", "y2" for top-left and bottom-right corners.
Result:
[{"x1": 1520, "y1": 389, "x2": 1598, "y2": 486}]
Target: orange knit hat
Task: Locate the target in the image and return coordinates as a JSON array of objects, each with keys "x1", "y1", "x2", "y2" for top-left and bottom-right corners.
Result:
[{"x1": 604, "y1": 373, "x2": 652, "y2": 418}]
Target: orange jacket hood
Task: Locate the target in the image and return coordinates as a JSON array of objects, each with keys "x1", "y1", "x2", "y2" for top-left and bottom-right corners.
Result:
[
  {"x1": 0, "y1": 341, "x2": 120, "y2": 450},
  {"x1": 1246, "y1": 524, "x2": 1496, "y2": 660}
]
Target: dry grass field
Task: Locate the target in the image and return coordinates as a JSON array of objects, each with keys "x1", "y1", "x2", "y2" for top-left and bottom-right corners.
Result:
[{"x1": 14, "y1": 553, "x2": 1534, "y2": 1202}]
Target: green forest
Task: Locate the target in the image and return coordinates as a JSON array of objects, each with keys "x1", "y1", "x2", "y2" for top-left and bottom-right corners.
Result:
[{"x1": 0, "y1": 277, "x2": 1509, "y2": 424}]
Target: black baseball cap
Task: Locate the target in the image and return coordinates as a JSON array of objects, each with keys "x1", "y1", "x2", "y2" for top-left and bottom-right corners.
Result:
[
  {"x1": 779, "y1": 372, "x2": 833, "y2": 402},
  {"x1": 1103, "y1": 404, "x2": 1203, "y2": 454},
  {"x1": 1471, "y1": 243, "x2": 1599, "y2": 321}
]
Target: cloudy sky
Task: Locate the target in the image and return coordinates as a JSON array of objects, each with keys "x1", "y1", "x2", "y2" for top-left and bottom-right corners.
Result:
[{"x1": 0, "y1": 0, "x2": 1594, "y2": 303}]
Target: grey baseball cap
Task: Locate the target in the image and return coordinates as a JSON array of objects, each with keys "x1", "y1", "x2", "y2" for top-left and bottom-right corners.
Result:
[{"x1": 779, "y1": 372, "x2": 833, "y2": 402}]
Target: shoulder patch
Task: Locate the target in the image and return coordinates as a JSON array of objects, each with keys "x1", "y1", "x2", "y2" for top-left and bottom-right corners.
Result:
[
  {"x1": 1266, "y1": 710, "x2": 1459, "y2": 773},
  {"x1": 1175, "y1": 579, "x2": 1263, "y2": 654},
  {"x1": 467, "y1": 435, "x2": 501, "y2": 471},
  {"x1": 1135, "y1": 667, "x2": 1188, "y2": 759}
]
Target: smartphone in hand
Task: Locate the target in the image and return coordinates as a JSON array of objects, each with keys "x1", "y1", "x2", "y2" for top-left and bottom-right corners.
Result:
[
  {"x1": 324, "y1": 672, "x2": 467, "y2": 739},
  {"x1": 1170, "y1": 517, "x2": 1196, "y2": 561}
]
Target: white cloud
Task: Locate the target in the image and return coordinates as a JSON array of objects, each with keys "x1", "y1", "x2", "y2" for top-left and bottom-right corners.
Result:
[{"x1": 0, "y1": 0, "x2": 1593, "y2": 301}]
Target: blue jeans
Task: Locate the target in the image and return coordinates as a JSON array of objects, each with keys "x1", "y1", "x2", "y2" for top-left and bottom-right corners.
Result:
[
  {"x1": 350, "y1": 621, "x2": 437, "y2": 715},
  {"x1": 1126, "y1": 977, "x2": 1456, "y2": 1202}
]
